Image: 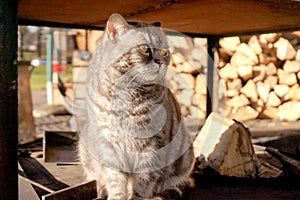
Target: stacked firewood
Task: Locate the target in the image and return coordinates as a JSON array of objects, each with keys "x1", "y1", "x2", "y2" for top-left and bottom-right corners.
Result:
[
  {"x1": 166, "y1": 36, "x2": 208, "y2": 120},
  {"x1": 166, "y1": 33, "x2": 300, "y2": 122},
  {"x1": 219, "y1": 33, "x2": 300, "y2": 121}
]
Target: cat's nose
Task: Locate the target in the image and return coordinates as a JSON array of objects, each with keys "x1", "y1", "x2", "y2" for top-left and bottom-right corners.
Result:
[{"x1": 154, "y1": 59, "x2": 163, "y2": 66}]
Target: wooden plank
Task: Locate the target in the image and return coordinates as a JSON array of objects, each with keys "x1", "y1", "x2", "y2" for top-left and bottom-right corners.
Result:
[
  {"x1": 43, "y1": 131, "x2": 79, "y2": 164},
  {"x1": 266, "y1": 147, "x2": 300, "y2": 176},
  {"x1": 0, "y1": 1, "x2": 18, "y2": 199},
  {"x1": 18, "y1": 0, "x2": 300, "y2": 37},
  {"x1": 42, "y1": 181, "x2": 97, "y2": 200},
  {"x1": 18, "y1": 62, "x2": 36, "y2": 144},
  {"x1": 18, "y1": 155, "x2": 69, "y2": 198}
]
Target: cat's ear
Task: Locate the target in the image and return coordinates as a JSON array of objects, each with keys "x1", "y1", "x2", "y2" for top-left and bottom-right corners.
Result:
[
  {"x1": 152, "y1": 22, "x2": 161, "y2": 28},
  {"x1": 106, "y1": 14, "x2": 130, "y2": 40}
]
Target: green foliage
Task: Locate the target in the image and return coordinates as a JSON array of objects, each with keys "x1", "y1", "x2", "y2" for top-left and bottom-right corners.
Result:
[{"x1": 30, "y1": 64, "x2": 73, "y2": 91}]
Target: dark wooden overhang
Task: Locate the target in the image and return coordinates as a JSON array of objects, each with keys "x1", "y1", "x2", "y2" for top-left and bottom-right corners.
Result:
[{"x1": 18, "y1": 0, "x2": 300, "y2": 37}]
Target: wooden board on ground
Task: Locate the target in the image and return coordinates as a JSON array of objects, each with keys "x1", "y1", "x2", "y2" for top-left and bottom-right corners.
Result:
[
  {"x1": 42, "y1": 180, "x2": 97, "y2": 200},
  {"x1": 43, "y1": 131, "x2": 79, "y2": 164}
]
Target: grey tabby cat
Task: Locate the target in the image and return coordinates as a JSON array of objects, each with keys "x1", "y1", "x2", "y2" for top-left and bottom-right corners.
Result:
[{"x1": 78, "y1": 13, "x2": 195, "y2": 200}]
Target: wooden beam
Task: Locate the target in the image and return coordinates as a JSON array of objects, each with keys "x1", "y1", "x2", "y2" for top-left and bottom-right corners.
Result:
[
  {"x1": 0, "y1": 0, "x2": 18, "y2": 199},
  {"x1": 206, "y1": 37, "x2": 219, "y2": 118}
]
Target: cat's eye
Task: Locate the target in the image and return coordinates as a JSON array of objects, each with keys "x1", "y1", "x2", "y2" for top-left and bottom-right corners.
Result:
[
  {"x1": 161, "y1": 48, "x2": 169, "y2": 57},
  {"x1": 138, "y1": 44, "x2": 151, "y2": 55}
]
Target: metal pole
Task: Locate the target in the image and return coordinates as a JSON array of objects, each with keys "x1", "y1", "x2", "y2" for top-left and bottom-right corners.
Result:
[
  {"x1": 206, "y1": 37, "x2": 219, "y2": 118},
  {"x1": 46, "y1": 31, "x2": 53, "y2": 105},
  {"x1": 0, "y1": 0, "x2": 18, "y2": 199}
]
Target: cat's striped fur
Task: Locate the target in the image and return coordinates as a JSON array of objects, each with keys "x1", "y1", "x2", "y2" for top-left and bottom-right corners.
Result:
[{"x1": 78, "y1": 13, "x2": 195, "y2": 200}]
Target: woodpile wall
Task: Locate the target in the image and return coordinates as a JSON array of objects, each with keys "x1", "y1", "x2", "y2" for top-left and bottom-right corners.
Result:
[
  {"x1": 219, "y1": 33, "x2": 300, "y2": 121},
  {"x1": 166, "y1": 32, "x2": 300, "y2": 122},
  {"x1": 70, "y1": 30, "x2": 300, "y2": 122}
]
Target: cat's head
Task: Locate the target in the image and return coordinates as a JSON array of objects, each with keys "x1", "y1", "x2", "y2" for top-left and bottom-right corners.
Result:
[{"x1": 104, "y1": 13, "x2": 170, "y2": 87}]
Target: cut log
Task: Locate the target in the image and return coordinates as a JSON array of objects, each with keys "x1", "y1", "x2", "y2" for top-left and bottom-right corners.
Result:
[
  {"x1": 274, "y1": 84, "x2": 290, "y2": 98},
  {"x1": 266, "y1": 91, "x2": 281, "y2": 107},
  {"x1": 219, "y1": 63, "x2": 238, "y2": 79},
  {"x1": 230, "y1": 106, "x2": 259, "y2": 121},
  {"x1": 227, "y1": 94, "x2": 250, "y2": 108},
  {"x1": 219, "y1": 36, "x2": 240, "y2": 55},
  {"x1": 265, "y1": 63, "x2": 277, "y2": 75},
  {"x1": 256, "y1": 82, "x2": 271, "y2": 102},
  {"x1": 261, "y1": 106, "x2": 279, "y2": 120},
  {"x1": 237, "y1": 65, "x2": 253, "y2": 81},
  {"x1": 240, "y1": 80, "x2": 258, "y2": 102},
  {"x1": 264, "y1": 76, "x2": 278, "y2": 89},
  {"x1": 248, "y1": 36, "x2": 262, "y2": 55},
  {"x1": 274, "y1": 37, "x2": 296, "y2": 60},
  {"x1": 236, "y1": 43, "x2": 259, "y2": 64},
  {"x1": 283, "y1": 60, "x2": 300, "y2": 73},
  {"x1": 278, "y1": 69, "x2": 297, "y2": 86},
  {"x1": 278, "y1": 101, "x2": 300, "y2": 121},
  {"x1": 231, "y1": 51, "x2": 257, "y2": 67},
  {"x1": 253, "y1": 65, "x2": 266, "y2": 82},
  {"x1": 283, "y1": 84, "x2": 300, "y2": 101},
  {"x1": 193, "y1": 112, "x2": 259, "y2": 178}
]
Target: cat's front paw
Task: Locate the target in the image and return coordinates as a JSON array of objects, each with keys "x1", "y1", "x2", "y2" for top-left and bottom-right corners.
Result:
[{"x1": 143, "y1": 197, "x2": 163, "y2": 200}]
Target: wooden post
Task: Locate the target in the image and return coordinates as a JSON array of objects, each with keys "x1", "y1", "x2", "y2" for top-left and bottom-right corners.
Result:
[
  {"x1": 18, "y1": 61, "x2": 36, "y2": 144},
  {"x1": 206, "y1": 37, "x2": 219, "y2": 118},
  {"x1": 0, "y1": 0, "x2": 18, "y2": 199},
  {"x1": 47, "y1": 31, "x2": 54, "y2": 105}
]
